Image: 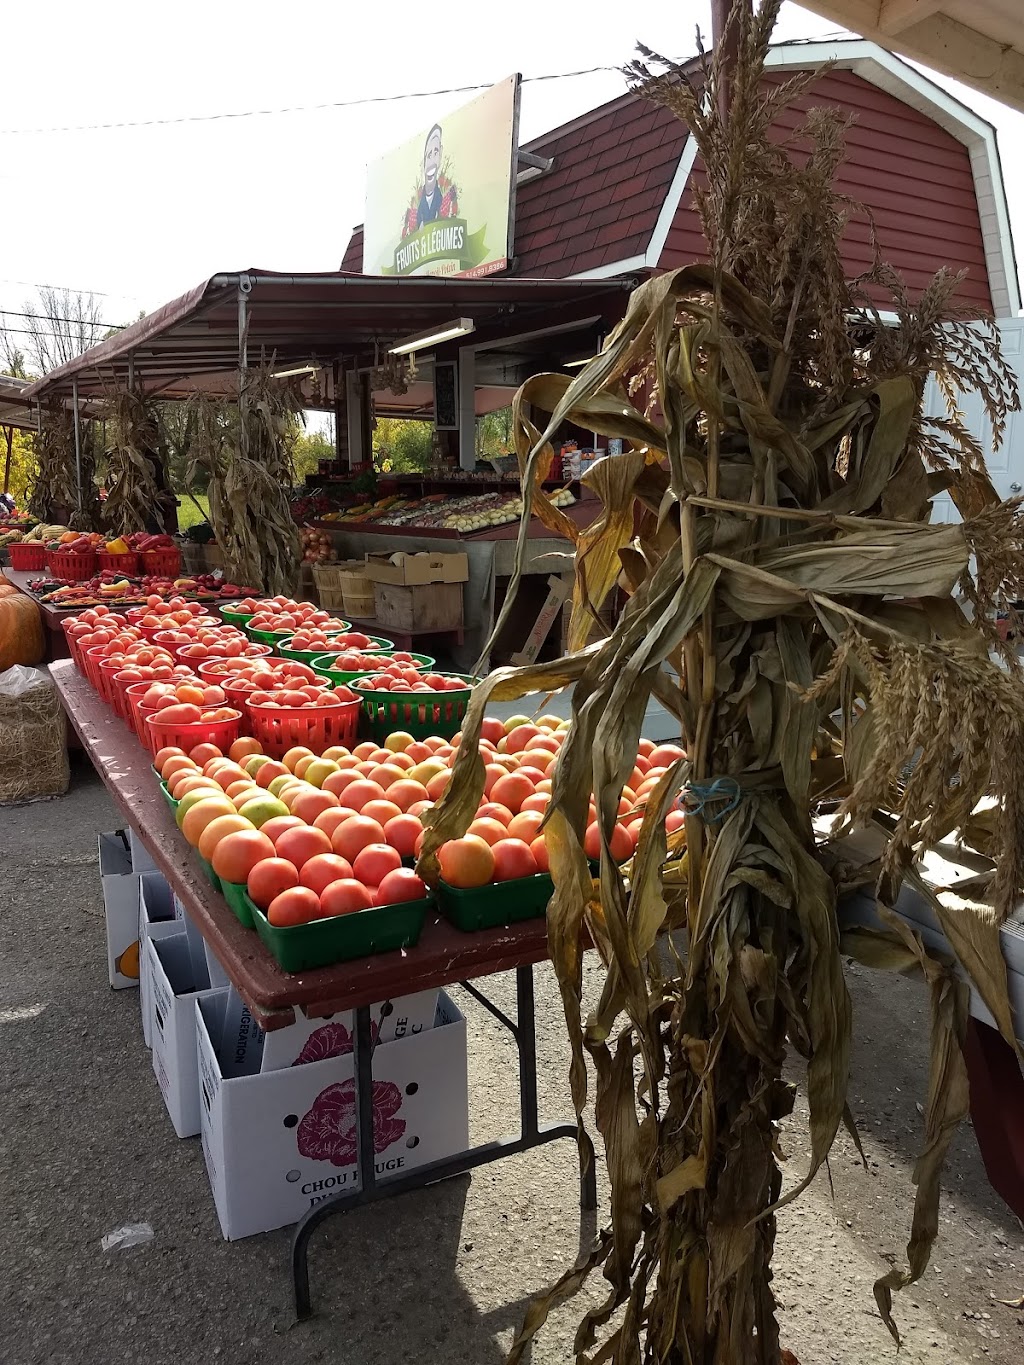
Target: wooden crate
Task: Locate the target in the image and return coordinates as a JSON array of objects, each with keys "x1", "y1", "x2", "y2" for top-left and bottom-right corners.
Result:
[{"x1": 372, "y1": 581, "x2": 464, "y2": 633}]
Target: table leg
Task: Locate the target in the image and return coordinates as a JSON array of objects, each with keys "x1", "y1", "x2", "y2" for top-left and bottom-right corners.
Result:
[{"x1": 290, "y1": 972, "x2": 595, "y2": 1319}]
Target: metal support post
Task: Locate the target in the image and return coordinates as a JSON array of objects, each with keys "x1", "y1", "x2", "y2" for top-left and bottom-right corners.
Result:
[
  {"x1": 237, "y1": 275, "x2": 252, "y2": 371},
  {"x1": 72, "y1": 378, "x2": 83, "y2": 512}
]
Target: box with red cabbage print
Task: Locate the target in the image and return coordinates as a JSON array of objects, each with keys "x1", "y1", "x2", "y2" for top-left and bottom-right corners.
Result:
[{"x1": 195, "y1": 990, "x2": 468, "y2": 1239}]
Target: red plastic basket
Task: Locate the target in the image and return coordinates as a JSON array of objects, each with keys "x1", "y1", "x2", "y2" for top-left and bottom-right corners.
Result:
[
  {"x1": 246, "y1": 697, "x2": 360, "y2": 759},
  {"x1": 141, "y1": 547, "x2": 182, "y2": 577},
  {"x1": 197, "y1": 657, "x2": 264, "y2": 681},
  {"x1": 143, "y1": 709, "x2": 243, "y2": 758},
  {"x1": 46, "y1": 549, "x2": 97, "y2": 581},
  {"x1": 97, "y1": 656, "x2": 129, "y2": 707},
  {"x1": 82, "y1": 645, "x2": 110, "y2": 690},
  {"x1": 8, "y1": 542, "x2": 47, "y2": 571},
  {"x1": 97, "y1": 549, "x2": 142, "y2": 575},
  {"x1": 126, "y1": 684, "x2": 161, "y2": 741}
]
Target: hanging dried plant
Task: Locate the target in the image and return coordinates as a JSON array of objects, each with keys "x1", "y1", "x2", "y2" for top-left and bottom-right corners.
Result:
[
  {"x1": 187, "y1": 362, "x2": 301, "y2": 594},
  {"x1": 28, "y1": 398, "x2": 101, "y2": 529},
  {"x1": 102, "y1": 382, "x2": 172, "y2": 534},
  {"x1": 418, "y1": 4, "x2": 1023, "y2": 1361}
]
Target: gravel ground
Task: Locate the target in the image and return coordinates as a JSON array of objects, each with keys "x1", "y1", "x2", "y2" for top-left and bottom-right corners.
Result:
[{"x1": 1, "y1": 754, "x2": 1022, "y2": 1365}]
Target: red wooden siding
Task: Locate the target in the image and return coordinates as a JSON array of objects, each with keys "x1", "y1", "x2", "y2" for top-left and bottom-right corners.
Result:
[{"x1": 660, "y1": 68, "x2": 993, "y2": 313}]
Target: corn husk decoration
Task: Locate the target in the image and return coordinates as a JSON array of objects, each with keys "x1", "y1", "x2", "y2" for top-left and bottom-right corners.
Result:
[
  {"x1": 187, "y1": 362, "x2": 301, "y2": 595},
  {"x1": 418, "y1": 5, "x2": 1023, "y2": 1361},
  {"x1": 28, "y1": 398, "x2": 100, "y2": 530},
  {"x1": 103, "y1": 383, "x2": 172, "y2": 534}
]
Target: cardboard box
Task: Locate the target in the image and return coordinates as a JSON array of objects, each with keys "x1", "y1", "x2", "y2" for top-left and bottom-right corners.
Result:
[
  {"x1": 196, "y1": 990, "x2": 469, "y2": 1239},
  {"x1": 138, "y1": 872, "x2": 185, "y2": 1049},
  {"x1": 148, "y1": 935, "x2": 215, "y2": 1138},
  {"x1": 372, "y1": 580, "x2": 463, "y2": 633},
  {"x1": 99, "y1": 831, "x2": 143, "y2": 991},
  {"x1": 219, "y1": 986, "x2": 440, "y2": 1074},
  {"x1": 363, "y1": 551, "x2": 468, "y2": 586},
  {"x1": 128, "y1": 826, "x2": 158, "y2": 875}
]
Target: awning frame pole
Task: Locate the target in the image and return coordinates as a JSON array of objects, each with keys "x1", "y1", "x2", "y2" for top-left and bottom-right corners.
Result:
[
  {"x1": 72, "y1": 377, "x2": 83, "y2": 513},
  {"x1": 237, "y1": 276, "x2": 252, "y2": 372}
]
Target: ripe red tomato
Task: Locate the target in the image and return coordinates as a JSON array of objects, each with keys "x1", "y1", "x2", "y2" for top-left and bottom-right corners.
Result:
[
  {"x1": 375, "y1": 867, "x2": 427, "y2": 905},
  {"x1": 300, "y1": 853, "x2": 355, "y2": 896},
  {"x1": 491, "y1": 838, "x2": 539, "y2": 882},
  {"x1": 318, "y1": 879, "x2": 374, "y2": 917},
  {"x1": 267, "y1": 886, "x2": 322, "y2": 927},
  {"x1": 275, "y1": 825, "x2": 333, "y2": 870},
  {"x1": 247, "y1": 856, "x2": 300, "y2": 909},
  {"x1": 352, "y1": 843, "x2": 402, "y2": 887}
]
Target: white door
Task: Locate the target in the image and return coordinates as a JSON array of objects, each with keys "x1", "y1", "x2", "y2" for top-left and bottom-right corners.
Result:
[{"x1": 926, "y1": 317, "x2": 1024, "y2": 524}]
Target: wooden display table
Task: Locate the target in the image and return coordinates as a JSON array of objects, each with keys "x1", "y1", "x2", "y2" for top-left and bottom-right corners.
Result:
[{"x1": 49, "y1": 658, "x2": 595, "y2": 1314}]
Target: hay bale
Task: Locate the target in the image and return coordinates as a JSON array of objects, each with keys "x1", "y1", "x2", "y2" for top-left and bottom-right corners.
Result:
[{"x1": 0, "y1": 666, "x2": 69, "y2": 804}]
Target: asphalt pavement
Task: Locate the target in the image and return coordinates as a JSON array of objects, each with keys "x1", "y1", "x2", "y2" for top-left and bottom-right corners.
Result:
[{"x1": 1, "y1": 754, "x2": 1021, "y2": 1365}]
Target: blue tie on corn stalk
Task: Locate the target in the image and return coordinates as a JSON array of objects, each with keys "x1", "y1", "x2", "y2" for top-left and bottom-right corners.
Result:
[{"x1": 417, "y1": 3, "x2": 1024, "y2": 1360}]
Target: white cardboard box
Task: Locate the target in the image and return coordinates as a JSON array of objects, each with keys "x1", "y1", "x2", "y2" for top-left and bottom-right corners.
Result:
[
  {"x1": 128, "y1": 826, "x2": 158, "y2": 874},
  {"x1": 99, "y1": 831, "x2": 142, "y2": 991},
  {"x1": 138, "y1": 872, "x2": 185, "y2": 1049},
  {"x1": 196, "y1": 990, "x2": 469, "y2": 1240},
  {"x1": 259, "y1": 988, "x2": 440, "y2": 1072},
  {"x1": 149, "y1": 935, "x2": 216, "y2": 1138}
]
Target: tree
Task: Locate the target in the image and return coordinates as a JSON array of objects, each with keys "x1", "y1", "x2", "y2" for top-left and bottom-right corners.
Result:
[
  {"x1": 373, "y1": 417, "x2": 432, "y2": 472},
  {"x1": 2, "y1": 427, "x2": 36, "y2": 504},
  {"x1": 1, "y1": 288, "x2": 107, "y2": 376},
  {"x1": 293, "y1": 428, "x2": 334, "y2": 482},
  {"x1": 477, "y1": 406, "x2": 513, "y2": 458}
]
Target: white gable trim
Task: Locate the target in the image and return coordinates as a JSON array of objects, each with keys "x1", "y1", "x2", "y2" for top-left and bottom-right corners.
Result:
[
  {"x1": 766, "y1": 41, "x2": 1020, "y2": 317},
  {"x1": 568, "y1": 135, "x2": 699, "y2": 281}
]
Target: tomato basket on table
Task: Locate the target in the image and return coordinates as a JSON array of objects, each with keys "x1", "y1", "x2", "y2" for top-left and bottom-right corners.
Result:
[
  {"x1": 349, "y1": 668, "x2": 477, "y2": 742},
  {"x1": 8, "y1": 542, "x2": 47, "y2": 571},
  {"x1": 436, "y1": 873, "x2": 555, "y2": 931},
  {"x1": 97, "y1": 549, "x2": 142, "y2": 575},
  {"x1": 141, "y1": 546, "x2": 181, "y2": 577},
  {"x1": 143, "y1": 708, "x2": 243, "y2": 759},
  {"x1": 243, "y1": 891, "x2": 431, "y2": 972},
  {"x1": 276, "y1": 631, "x2": 395, "y2": 666},
  {"x1": 46, "y1": 548, "x2": 97, "y2": 581},
  {"x1": 218, "y1": 604, "x2": 254, "y2": 627},
  {"x1": 246, "y1": 692, "x2": 361, "y2": 759},
  {"x1": 310, "y1": 650, "x2": 435, "y2": 686}
]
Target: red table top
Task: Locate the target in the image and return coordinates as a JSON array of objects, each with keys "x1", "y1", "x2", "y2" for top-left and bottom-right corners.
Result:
[{"x1": 50, "y1": 659, "x2": 553, "y2": 1031}]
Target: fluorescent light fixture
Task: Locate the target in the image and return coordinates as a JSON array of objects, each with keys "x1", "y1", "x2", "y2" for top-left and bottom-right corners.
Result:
[
  {"x1": 389, "y1": 318, "x2": 475, "y2": 356},
  {"x1": 271, "y1": 363, "x2": 319, "y2": 379}
]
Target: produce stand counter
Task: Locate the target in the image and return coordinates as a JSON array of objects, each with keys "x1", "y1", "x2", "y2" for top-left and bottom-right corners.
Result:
[
  {"x1": 314, "y1": 530, "x2": 575, "y2": 671},
  {"x1": 49, "y1": 657, "x2": 596, "y2": 1313}
]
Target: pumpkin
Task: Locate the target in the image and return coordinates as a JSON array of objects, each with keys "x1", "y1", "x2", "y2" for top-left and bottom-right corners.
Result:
[{"x1": 0, "y1": 594, "x2": 45, "y2": 670}]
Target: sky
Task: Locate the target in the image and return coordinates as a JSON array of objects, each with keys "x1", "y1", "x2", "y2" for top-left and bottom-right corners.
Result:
[{"x1": 1, "y1": 0, "x2": 1022, "y2": 339}]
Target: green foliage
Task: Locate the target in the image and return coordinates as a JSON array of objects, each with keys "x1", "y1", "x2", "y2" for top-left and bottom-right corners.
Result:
[
  {"x1": 2, "y1": 428, "x2": 37, "y2": 504},
  {"x1": 373, "y1": 418, "x2": 432, "y2": 473},
  {"x1": 477, "y1": 406, "x2": 513, "y2": 457},
  {"x1": 293, "y1": 428, "x2": 335, "y2": 482}
]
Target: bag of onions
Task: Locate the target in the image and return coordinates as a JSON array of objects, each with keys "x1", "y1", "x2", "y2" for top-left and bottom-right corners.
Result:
[{"x1": 299, "y1": 527, "x2": 336, "y2": 564}]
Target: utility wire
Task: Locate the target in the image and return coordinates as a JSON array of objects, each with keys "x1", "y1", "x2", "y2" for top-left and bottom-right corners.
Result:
[
  {"x1": 0, "y1": 65, "x2": 619, "y2": 137},
  {"x1": 0, "y1": 309, "x2": 127, "y2": 330},
  {"x1": 0, "y1": 275, "x2": 143, "y2": 301}
]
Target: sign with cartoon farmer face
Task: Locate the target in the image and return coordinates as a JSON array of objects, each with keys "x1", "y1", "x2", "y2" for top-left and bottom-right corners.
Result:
[{"x1": 362, "y1": 75, "x2": 520, "y2": 279}]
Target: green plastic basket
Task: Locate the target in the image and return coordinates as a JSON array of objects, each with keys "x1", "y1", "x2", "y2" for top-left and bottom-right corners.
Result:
[
  {"x1": 276, "y1": 633, "x2": 395, "y2": 665},
  {"x1": 244, "y1": 624, "x2": 295, "y2": 647},
  {"x1": 221, "y1": 879, "x2": 255, "y2": 927},
  {"x1": 245, "y1": 892, "x2": 430, "y2": 971},
  {"x1": 218, "y1": 604, "x2": 254, "y2": 627},
  {"x1": 350, "y1": 671, "x2": 478, "y2": 742},
  {"x1": 159, "y1": 780, "x2": 179, "y2": 812},
  {"x1": 196, "y1": 853, "x2": 222, "y2": 893},
  {"x1": 436, "y1": 873, "x2": 554, "y2": 931},
  {"x1": 309, "y1": 651, "x2": 435, "y2": 685}
]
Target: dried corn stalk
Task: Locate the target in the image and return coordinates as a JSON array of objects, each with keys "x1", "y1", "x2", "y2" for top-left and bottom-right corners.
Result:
[
  {"x1": 28, "y1": 398, "x2": 100, "y2": 529},
  {"x1": 103, "y1": 383, "x2": 172, "y2": 534},
  {"x1": 187, "y1": 363, "x2": 301, "y2": 594},
  {"x1": 420, "y1": 5, "x2": 1023, "y2": 1361}
]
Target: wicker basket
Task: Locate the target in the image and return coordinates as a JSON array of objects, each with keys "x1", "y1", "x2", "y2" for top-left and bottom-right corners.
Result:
[{"x1": 312, "y1": 559, "x2": 367, "y2": 613}]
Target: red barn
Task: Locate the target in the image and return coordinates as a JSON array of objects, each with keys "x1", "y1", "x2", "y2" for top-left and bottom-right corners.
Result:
[{"x1": 343, "y1": 39, "x2": 1019, "y2": 319}]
